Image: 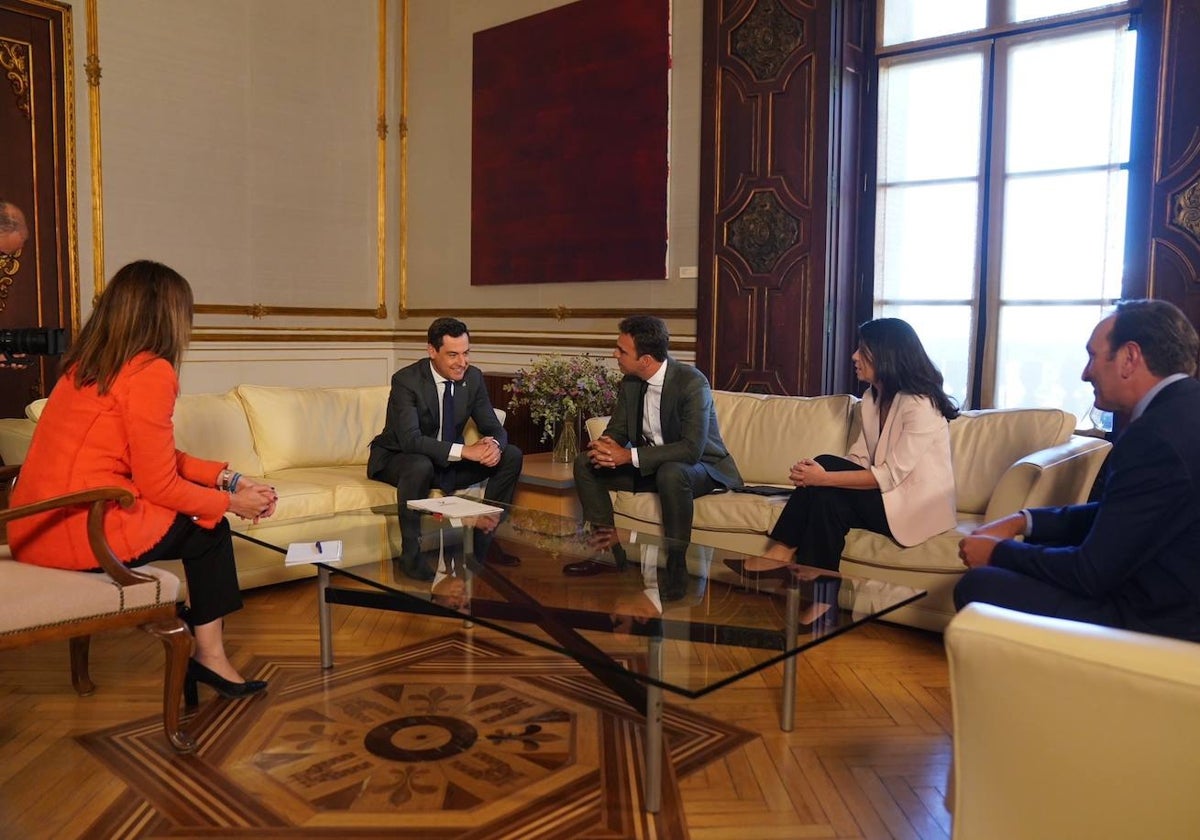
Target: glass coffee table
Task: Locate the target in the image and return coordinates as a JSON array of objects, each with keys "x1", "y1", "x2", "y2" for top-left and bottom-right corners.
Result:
[{"x1": 236, "y1": 501, "x2": 924, "y2": 813}]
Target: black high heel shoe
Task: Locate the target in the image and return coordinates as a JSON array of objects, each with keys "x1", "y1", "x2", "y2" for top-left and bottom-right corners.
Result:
[
  {"x1": 723, "y1": 557, "x2": 795, "y2": 582},
  {"x1": 184, "y1": 658, "x2": 268, "y2": 706}
]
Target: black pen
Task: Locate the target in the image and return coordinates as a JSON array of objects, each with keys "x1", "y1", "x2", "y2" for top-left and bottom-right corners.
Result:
[{"x1": 315, "y1": 541, "x2": 323, "y2": 554}]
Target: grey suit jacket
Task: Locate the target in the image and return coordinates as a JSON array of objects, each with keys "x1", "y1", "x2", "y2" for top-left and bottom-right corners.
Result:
[
  {"x1": 367, "y1": 359, "x2": 507, "y2": 478},
  {"x1": 603, "y1": 359, "x2": 742, "y2": 489}
]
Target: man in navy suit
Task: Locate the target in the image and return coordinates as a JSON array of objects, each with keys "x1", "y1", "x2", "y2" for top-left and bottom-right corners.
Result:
[
  {"x1": 955, "y1": 299, "x2": 1200, "y2": 641},
  {"x1": 368, "y1": 317, "x2": 522, "y2": 508},
  {"x1": 571, "y1": 315, "x2": 742, "y2": 573}
]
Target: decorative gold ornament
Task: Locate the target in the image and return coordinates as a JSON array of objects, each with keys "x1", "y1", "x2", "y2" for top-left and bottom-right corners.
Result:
[
  {"x1": 1171, "y1": 175, "x2": 1200, "y2": 244},
  {"x1": 0, "y1": 38, "x2": 31, "y2": 119},
  {"x1": 1, "y1": 248, "x2": 21, "y2": 312}
]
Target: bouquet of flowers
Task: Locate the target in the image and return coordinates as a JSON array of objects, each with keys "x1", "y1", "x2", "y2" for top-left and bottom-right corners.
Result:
[{"x1": 505, "y1": 353, "x2": 621, "y2": 443}]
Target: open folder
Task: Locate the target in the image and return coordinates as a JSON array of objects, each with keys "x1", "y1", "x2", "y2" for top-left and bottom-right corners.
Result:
[{"x1": 285, "y1": 540, "x2": 343, "y2": 566}]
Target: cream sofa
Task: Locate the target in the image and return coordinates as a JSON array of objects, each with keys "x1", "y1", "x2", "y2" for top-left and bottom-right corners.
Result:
[
  {"x1": 945, "y1": 603, "x2": 1200, "y2": 839},
  {"x1": 586, "y1": 391, "x2": 1112, "y2": 632},
  {"x1": 0, "y1": 385, "x2": 405, "y2": 590}
]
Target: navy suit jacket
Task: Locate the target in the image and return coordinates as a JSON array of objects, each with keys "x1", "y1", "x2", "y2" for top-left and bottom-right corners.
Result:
[
  {"x1": 367, "y1": 359, "x2": 507, "y2": 478},
  {"x1": 992, "y1": 377, "x2": 1200, "y2": 640},
  {"x1": 603, "y1": 359, "x2": 742, "y2": 489}
]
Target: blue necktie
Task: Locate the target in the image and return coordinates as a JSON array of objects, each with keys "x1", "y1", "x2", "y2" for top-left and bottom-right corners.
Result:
[
  {"x1": 440, "y1": 380, "x2": 455, "y2": 443},
  {"x1": 439, "y1": 381, "x2": 457, "y2": 493}
]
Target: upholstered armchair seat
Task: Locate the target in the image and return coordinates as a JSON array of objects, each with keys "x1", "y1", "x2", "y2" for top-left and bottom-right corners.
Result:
[{"x1": 0, "y1": 466, "x2": 193, "y2": 752}]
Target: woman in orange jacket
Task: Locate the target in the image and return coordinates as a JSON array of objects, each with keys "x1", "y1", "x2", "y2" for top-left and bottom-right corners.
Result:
[{"x1": 8, "y1": 260, "x2": 278, "y2": 704}]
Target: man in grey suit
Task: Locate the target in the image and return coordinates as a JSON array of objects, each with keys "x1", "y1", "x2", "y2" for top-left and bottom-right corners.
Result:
[
  {"x1": 368, "y1": 317, "x2": 523, "y2": 508},
  {"x1": 572, "y1": 315, "x2": 742, "y2": 572}
]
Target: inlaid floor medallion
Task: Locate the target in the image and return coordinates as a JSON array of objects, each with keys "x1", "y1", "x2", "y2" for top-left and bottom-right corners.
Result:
[{"x1": 77, "y1": 633, "x2": 755, "y2": 839}]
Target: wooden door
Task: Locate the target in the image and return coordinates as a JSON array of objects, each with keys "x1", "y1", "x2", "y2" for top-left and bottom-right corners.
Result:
[
  {"x1": 696, "y1": 0, "x2": 867, "y2": 396},
  {"x1": 0, "y1": 0, "x2": 76, "y2": 423},
  {"x1": 1124, "y1": 0, "x2": 1200, "y2": 334}
]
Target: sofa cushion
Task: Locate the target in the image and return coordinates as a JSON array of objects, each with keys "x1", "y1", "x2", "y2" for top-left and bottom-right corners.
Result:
[
  {"x1": 173, "y1": 390, "x2": 264, "y2": 476},
  {"x1": 613, "y1": 488, "x2": 791, "y2": 535},
  {"x1": 712, "y1": 392, "x2": 858, "y2": 484},
  {"x1": 237, "y1": 384, "x2": 389, "y2": 472},
  {"x1": 268, "y1": 466, "x2": 396, "y2": 512},
  {"x1": 231, "y1": 476, "x2": 336, "y2": 523},
  {"x1": 950, "y1": 408, "x2": 1076, "y2": 515}
]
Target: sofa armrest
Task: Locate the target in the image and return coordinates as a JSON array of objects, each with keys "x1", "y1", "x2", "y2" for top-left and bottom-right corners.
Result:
[
  {"x1": 0, "y1": 417, "x2": 35, "y2": 466},
  {"x1": 982, "y1": 434, "x2": 1110, "y2": 522},
  {"x1": 585, "y1": 416, "x2": 610, "y2": 443},
  {"x1": 945, "y1": 603, "x2": 1200, "y2": 839}
]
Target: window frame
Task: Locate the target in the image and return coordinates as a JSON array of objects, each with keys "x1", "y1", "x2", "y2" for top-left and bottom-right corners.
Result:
[{"x1": 864, "y1": 1, "x2": 1142, "y2": 410}]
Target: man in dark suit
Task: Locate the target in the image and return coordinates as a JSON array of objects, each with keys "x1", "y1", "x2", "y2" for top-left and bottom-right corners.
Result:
[
  {"x1": 368, "y1": 317, "x2": 523, "y2": 510},
  {"x1": 571, "y1": 315, "x2": 742, "y2": 572},
  {"x1": 955, "y1": 299, "x2": 1200, "y2": 641}
]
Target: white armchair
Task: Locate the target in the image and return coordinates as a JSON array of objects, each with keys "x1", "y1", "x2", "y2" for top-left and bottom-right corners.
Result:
[{"x1": 945, "y1": 603, "x2": 1200, "y2": 839}]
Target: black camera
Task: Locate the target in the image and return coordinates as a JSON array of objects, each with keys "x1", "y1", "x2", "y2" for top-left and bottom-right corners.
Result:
[{"x1": 0, "y1": 327, "x2": 69, "y2": 359}]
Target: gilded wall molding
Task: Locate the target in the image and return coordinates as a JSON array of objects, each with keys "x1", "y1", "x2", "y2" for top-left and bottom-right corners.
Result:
[
  {"x1": 0, "y1": 38, "x2": 31, "y2": 118},
  {"x1": 399, "y1": 307, "x2": 697, "y2": 321},
  {"x1": 85, "y1": 0, "x2": 104, "y2": 299},
  {"x1": 398, "y1": 0, "x2": 410, "y2": 315}
]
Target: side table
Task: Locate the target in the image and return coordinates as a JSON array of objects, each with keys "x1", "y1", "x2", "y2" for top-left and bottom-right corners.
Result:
[{"x1": 513, "y1": 451, "x2": 581, "y2": 518}]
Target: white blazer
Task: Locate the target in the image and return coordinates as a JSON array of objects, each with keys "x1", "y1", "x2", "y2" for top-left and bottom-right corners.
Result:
[{"x1": 847, "y1": 389, "x2": 957, "y2": 547}]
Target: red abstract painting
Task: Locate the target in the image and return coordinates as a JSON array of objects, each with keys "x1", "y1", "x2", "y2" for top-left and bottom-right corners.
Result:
[{"x1": 471, "y1": 0, "x2": 669, "y2": 286}]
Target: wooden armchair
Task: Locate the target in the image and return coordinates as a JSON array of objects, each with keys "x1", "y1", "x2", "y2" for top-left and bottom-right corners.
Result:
[{"x1": 0, "y1": 465, "x2": 194, "y2": 752}]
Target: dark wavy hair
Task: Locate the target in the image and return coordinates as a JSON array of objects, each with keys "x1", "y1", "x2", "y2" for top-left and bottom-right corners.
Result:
[
  {"x1": 618, "y1": 315, "x2": 670, "y2": 362},
  {"x1": 858, "y1": 318, "x2": 958, "y2": 420},
  {"x1": 427, "y1": 317, "x2": 469, "y2": 349}
]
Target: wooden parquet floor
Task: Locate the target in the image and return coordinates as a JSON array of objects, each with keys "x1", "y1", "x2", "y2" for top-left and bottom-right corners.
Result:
[{"x1": 0, "y1": 579, "x2": 953, "y2": 839}]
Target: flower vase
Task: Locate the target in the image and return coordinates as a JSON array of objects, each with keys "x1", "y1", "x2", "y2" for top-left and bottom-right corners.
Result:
[{"x1": 552, "y1": 414, "x2": 579, "y2": 464}]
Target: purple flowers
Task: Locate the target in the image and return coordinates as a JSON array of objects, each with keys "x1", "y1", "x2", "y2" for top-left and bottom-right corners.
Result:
[{"x1": 505, "y1": 354, "x2": 620, "y2": 442}]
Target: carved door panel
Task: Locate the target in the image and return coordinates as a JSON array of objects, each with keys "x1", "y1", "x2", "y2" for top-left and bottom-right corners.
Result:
[
  {"x1": 1125, "y1": 0, "x2": 1200, "y2": 334},
  {"x1": 0, "y1": 0, "x2": 76, "y2": 423},
  {"x1": 696, "y1": 0, "x2": 866, "y2": 396}
]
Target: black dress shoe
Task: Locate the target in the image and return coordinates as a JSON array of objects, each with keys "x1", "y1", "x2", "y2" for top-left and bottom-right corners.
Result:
[
  {"x1": 394, "y1": 553, "x2": 435, "y2": 581},
  {"x1": 184, "y1": 658, "x2": 268, "y2": 706},
  {"x1": 562, "y1": 560, "x2": 621, "y2": 576},
  {"x1": 483, "y1": 549, "x2": 521, "y2": 567}
]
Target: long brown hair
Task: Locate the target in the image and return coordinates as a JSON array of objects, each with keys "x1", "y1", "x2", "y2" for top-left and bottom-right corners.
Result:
[{"x1": 61, "y1": 260, "x2": 194, "y2": 394}]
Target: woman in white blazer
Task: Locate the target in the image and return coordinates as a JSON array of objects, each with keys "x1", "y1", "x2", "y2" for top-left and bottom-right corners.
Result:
[{"x1": 727, "y1": 318, "x2": 958, "y2": 577}]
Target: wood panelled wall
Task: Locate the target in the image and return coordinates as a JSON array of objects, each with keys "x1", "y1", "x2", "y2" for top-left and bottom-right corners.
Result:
[
  {"x1": 1126, "y1": 0, "x2": 1200, "y2": 333},
  {"x1": 697, "y1": 0, "x2": 866, "y2": 397},
  {"x1": 483, "y1": 372, "x2": 551, "y2": 456}
]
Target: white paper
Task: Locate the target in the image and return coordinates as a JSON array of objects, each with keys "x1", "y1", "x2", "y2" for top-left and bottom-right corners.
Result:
[
  {"x1": 285, "y1": 539, "x2": 343, "y2": 565},
  {"x1": 406, "y1": 496, "x2": 504, "y2": 518}
]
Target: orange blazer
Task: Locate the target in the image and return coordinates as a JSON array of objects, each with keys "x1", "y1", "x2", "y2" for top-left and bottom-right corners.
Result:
[{"x1": 8, "y1": 352, "x2": 230, "y2": 570}]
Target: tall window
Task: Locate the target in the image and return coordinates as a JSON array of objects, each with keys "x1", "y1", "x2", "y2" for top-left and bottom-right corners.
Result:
[{"x1": 873, "y1": 1, "x2": 1137, "y2": 425}]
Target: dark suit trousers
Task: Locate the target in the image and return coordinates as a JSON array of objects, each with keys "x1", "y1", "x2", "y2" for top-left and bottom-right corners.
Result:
[
  {"x1": 130, "y1": 514, "x2": 243, "y2": 626},
  {"x1": 953, "y1": 566, "x2": 1125, "y2": 628},
  {"x1": 766, "y1": 455, "x2": 891, "y2": 571},
  {"x1": 371, "y1": 445, "x2": 522, "y2": 506},
  {"x1": 573, "y1": 452, "x2": 718, "y2": 544}
]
